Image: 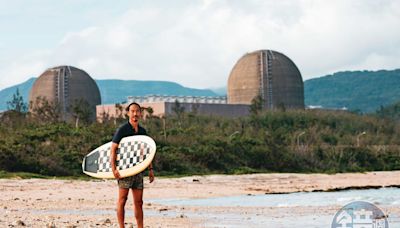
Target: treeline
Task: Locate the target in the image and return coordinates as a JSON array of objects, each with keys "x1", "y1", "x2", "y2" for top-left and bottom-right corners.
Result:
[
  {"x1": 375, "y1": 101, "x2": 400, "y2": 121},
  {"x1": 149, "y1": 109, "x2": 400, "y2": 175},
  {"x1": 1, "y1": 104, "x2": 400, "y2": 176}
]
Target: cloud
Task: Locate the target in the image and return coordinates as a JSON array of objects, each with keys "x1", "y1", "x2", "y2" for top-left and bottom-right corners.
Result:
[
  {"x1": 0, "y1": 0, "x2": 399, "y2": 91},
  {"x1": 283, "y1": 0, "x2": 400, "y2": 77}
]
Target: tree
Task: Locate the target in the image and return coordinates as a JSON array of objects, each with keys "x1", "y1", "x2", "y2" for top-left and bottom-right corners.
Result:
[
  {"x1": 277, "y1": 102, "x2": 286, "y2": 112},
  {"x1": 70, "y1": 98, "x2": 92, "y2": 128},
  {"x1": 191, "y1": 103, "x2": 199, "y2": 115},
  {"x1": 7, "y1": 88, "x2": 27, "y2": 113},
  {"x1": 29, "y1": 96, "x2": 61, "y2": 123},
  {"x1": 249, "y1": 95, "x2": 263, "y2": 116},
  {"x1": 144, "y1": 106, "x2": 154, "y2": 118},
  {"x1": 99, "y1": 110, "x2": 110, "y2": 123},
  {"x1": 114, "y1": 103, "x2": 125, "y2": 125},
  {"x1": 172, "y1": 100, "x2": 185, "y2": 119}
]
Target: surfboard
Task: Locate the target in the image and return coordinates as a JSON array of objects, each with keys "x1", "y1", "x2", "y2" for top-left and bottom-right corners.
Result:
[{"x1": 82, "y1": 135, "x2": 156, "y2": 179}]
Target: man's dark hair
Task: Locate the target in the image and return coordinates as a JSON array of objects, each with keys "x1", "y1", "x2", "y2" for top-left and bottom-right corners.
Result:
[{"x1": 125, "y1": 102, "x2": 141, "y2": 112}]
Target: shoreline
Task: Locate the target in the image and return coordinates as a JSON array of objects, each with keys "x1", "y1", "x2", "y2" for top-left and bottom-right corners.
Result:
[{"x1": 1, "y1": 170, "x2": 400, "y2": 227}]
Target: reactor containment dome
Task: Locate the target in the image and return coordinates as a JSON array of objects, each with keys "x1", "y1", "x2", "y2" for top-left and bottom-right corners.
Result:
[
  {"x1": 29, "y1": 65, "x2": 101, "y2": 121},
  {"x1": 227, "y1": 50, "x2": 304, "y2": 109}
]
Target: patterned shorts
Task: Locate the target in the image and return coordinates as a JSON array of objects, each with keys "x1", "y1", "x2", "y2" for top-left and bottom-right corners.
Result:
[{"x1": 117, "y1": 172, "x2": 144, "y2": 189}]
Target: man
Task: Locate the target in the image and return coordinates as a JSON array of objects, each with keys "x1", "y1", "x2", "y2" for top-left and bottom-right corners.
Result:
[{"x1": 111, "y1": 102, "x2": 155, "y2": 228}]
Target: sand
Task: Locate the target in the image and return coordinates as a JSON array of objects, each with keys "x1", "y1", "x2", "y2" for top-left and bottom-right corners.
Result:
[{"x1": 1, "y1": 171, "x2": 400, "y2": 227}]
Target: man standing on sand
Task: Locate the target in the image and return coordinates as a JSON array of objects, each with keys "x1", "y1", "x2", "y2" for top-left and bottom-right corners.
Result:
[{"x1": 111, "y1": 102, "x2": 155, "y2": 228}]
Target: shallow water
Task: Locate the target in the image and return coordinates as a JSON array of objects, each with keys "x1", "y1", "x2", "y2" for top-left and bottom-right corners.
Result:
[
  {"x1": 13, "y1": 188, "x2": 400, "y2": 227},
  {"x1": 149, "y1": 187, "x2": 400, "y2": 227},
  {"x1": 150, "y1": 187, "x2": 400, "y2": 207}
]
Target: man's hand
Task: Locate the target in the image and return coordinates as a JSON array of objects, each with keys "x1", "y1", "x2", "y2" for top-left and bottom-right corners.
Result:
[
  {"x1": 113, "y1": 169, "x2": 121, "y2": 179},
  {"x1": 149, "y1": 169, "x2": 155, "y2": 183}
]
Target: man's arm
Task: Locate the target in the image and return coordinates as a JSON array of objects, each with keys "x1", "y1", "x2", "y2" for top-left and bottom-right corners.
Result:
[{"x1": 110, "y1": 142, "x2": 121, "y2": 179}]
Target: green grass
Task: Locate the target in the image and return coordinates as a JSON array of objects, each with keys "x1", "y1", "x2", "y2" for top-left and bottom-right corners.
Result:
[
  {"x1": 0, "y1": 170, "x2": 196, "y2": 180},
  {"x1": 0, "y1": 170, "x2": 48, "y2": 179},
  {"x1": 0, "y1": 170, "x2": 93, "y2": 180}
]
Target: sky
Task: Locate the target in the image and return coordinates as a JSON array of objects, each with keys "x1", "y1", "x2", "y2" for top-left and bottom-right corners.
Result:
[{"x1": 0, "y1": 0, "x2": 399, "y2": 90}]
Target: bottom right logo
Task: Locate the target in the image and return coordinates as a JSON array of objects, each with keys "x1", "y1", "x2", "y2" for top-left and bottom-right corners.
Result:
[{"x1": 331, "y1": 201, "x2": 389, "y2": 228}]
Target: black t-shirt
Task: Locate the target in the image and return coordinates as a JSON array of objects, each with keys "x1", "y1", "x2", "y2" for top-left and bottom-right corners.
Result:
[{"x1": 112, "y1": 121, "x2": 147, "y2": 144}]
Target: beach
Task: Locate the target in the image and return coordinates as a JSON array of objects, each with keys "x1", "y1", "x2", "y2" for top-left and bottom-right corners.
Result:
[{"x1": 1, "y1": 171, "x2": 400, "y2": 227}]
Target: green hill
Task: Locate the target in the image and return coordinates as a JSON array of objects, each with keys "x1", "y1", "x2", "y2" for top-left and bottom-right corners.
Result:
[
  {"x1": 304, "y1": 69, "x2": 400, "y2": 113},
  {"x1": 0, "y1": 78, "x2": 218, "y2": 110}
]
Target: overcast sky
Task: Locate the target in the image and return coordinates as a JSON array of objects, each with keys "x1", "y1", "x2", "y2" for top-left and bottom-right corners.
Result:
[{"x1": 0, "y1": 0, "x2": 399, "y2": 90}]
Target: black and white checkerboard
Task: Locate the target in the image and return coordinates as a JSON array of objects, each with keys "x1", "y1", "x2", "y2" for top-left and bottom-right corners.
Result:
[
  {"x1": 97, "y1": 141, "x2": 151, "y2": 172},
  {"x1": 83, "y1": 135, "x2": 156, "y2": 179}
]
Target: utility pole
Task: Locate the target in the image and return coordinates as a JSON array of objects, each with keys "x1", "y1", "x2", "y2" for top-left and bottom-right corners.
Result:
[
  {"x1": 297, "y1": 131, "x2": 305, "y2": 147},
  {"x1": 163, "y1": 116, "x2": 167, "y2": 141},
  {"x1": 356, "y1": 131, "x2": 366, "y2": 147}
]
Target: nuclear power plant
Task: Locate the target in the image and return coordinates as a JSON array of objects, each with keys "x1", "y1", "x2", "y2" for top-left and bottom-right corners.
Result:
[
  {"x1": 27, "y1": 50, "x2": 303, "y2": 121},
  {"x1": 228, "y1": 50, "x2": 304, "y2": 109},
  {"x1": 29, "y1": 66, "x2": 101, "y2": 121},
  {"x1": 96, "y1": 49, "x2": 305, "y2": 119}
]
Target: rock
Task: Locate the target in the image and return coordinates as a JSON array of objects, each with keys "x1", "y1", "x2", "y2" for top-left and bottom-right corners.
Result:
[
  {"x1": 103, "y1": 218, "x2": 111, "y2": 224},
  {"x1": 46, "y1": 222, "x2": 56, "y2": 228},
  {"x1": 124, "y1": 223, "x2": 133, "y2": 228},
  {"x1": 13, "y1": 220, "x2": 25, "y2": 226},
  {"x1": 13, "y1": 198, "x2": 19, "y2": 201},
  {"x1": 159, "y1": 208, "x2": 168, "y2": 212}
]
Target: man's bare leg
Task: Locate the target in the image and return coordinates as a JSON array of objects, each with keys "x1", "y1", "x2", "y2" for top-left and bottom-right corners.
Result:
[
  {"x1": 132, "y1": 189, "x2": 144, "y2": 228},
  {"x1": 117, "y1": 188, "x2": 129, "y2": 228}
]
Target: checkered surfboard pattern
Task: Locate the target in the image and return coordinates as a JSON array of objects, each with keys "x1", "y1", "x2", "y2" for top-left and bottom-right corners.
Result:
[{"x1": 97, "y1": 141, "x2": 151, "y2": 172}]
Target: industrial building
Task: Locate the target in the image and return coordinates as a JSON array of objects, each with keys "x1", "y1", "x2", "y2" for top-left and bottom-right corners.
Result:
[
  {"x1": 228, "y1": 50, "x2": 304, "y2": 109},
  {"x1": 29, "y1": 65, "x2": 101, "y2": 122},
  {"x1": 96, "y1": 49, "x2": 304, "y2": 120},
  {"x1": 97, "y1": 95, "x2": 249, "y2": 120}
]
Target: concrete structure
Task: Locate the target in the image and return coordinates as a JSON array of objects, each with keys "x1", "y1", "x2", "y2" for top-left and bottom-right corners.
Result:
[
  {"x1": 227, "y1": 50, "x2": 304, "y2": 109},
  {"x1": 96, "y1": 49, "x2": 305, "y2": 120},
  {"x1": 127, "y1": 95, "x2": 227, "y2": 104},
  {"x1": 97, "y1": 102, "x2": 249, "y2": 121},
  {"x1": 30, "y1": 65, "x2": 101, "y2": 121}
]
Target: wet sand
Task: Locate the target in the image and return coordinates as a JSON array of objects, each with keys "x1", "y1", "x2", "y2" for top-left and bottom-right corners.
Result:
[{"x1": 1, "y1": 171, "x2": 400, "y2": 227}]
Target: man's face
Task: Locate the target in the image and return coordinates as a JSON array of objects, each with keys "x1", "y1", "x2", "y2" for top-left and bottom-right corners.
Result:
[{"x1": 128, "y1": 104, "x2": 141, "y2": 123}]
